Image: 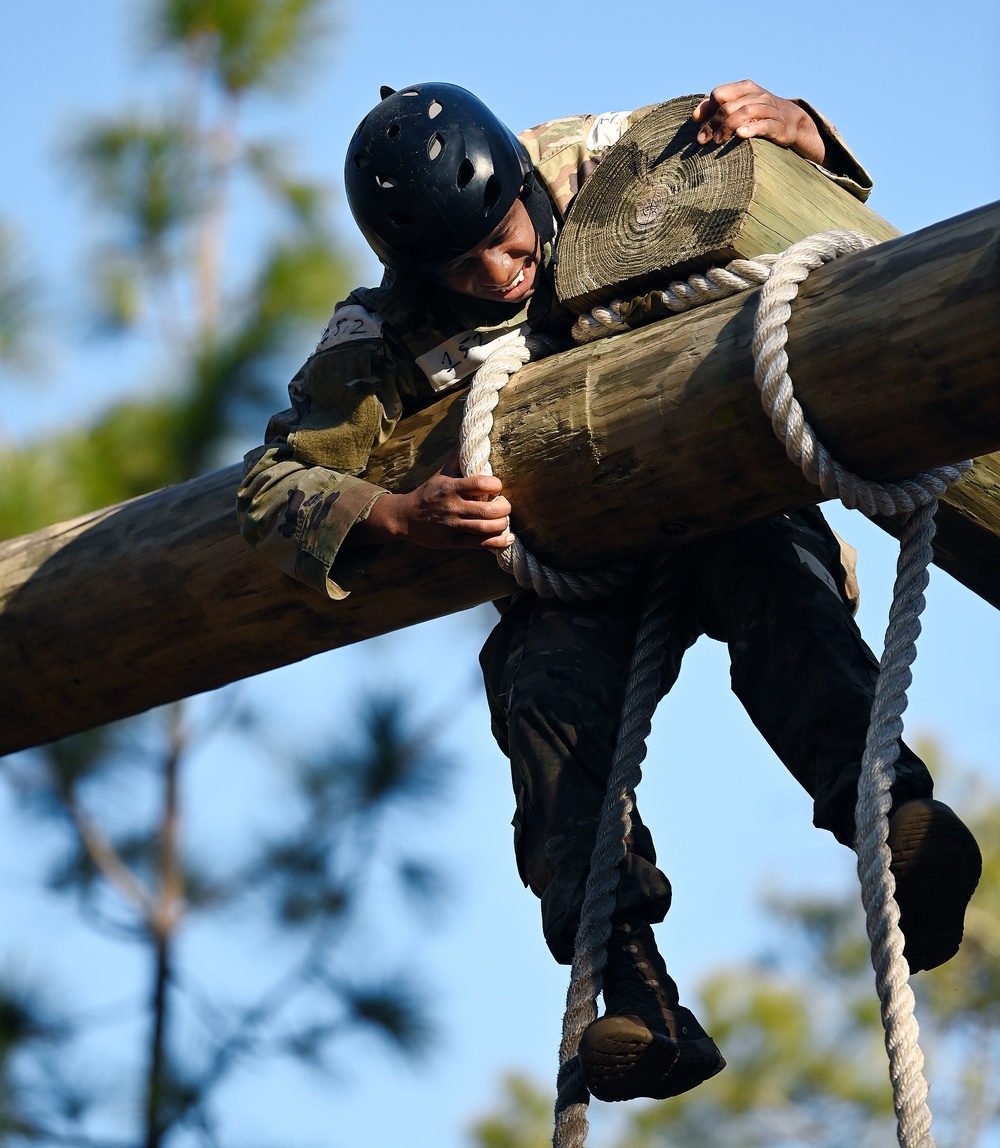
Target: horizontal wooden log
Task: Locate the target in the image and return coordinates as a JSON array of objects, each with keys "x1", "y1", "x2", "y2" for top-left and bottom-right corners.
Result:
[{"x1": 1, "y1": 202, "x2": 998, "y2": 754}]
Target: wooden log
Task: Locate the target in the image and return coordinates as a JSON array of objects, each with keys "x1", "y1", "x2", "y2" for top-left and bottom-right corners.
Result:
[
  {"x1": 0, "y1": 202, "x2": 997, "y2": 754},
  {"x1": 555, "y1": 96, "x2": 900, "y2": 313}
]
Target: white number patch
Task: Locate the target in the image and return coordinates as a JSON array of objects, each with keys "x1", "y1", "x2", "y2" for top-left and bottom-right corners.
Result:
[
  {"x1": 416, "y1": 327, "x2": 526, "y2": 392},
  {"x1": 586, "y1": 110, "x2": 631, "y2": 152},
  {"x1": 315, "y1": 304, "x2": 384, "y2": 352}
]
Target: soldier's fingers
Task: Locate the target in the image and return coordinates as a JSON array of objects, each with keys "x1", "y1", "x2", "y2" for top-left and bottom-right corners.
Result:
[
  {"x1": 733, "y1": 114, "x2": 786, "y2": 142},
  {"x1": 476, "y1": 515, "x2": 513, "y2": 539},
  {"x1": 691, "y1": 96, "x2": 717, "y2": 124},
  {"x1": 707, "y1": 79, "x2": 763, "y2": 108},
  {"x1": 457, "y1": 474, "x2": 504, "y2": 498},
  {"x1": 697, "y1": 101, "x2": 743, "y2": 144},
  {"x1": 699, "y1": 104, "x2": 784, "y2": 146},
  {"x1": 480, "y1": 532, "x2": 515, "y2": 551},
  {"x1": 443, "y1": 503, "x2": 509, "y2": 531},
  {"x1": 447, "y1": 517, "x2": 513, "y2": 549},
  {"x1": 698, "y1": 114, "x2": 742, "y2": 145},
  {"x1": 696, "y1": 85, "x2": 775, "y2": 144},
  {"x1": 457, "y1": 494, "x2": 511, "y2": 521}
]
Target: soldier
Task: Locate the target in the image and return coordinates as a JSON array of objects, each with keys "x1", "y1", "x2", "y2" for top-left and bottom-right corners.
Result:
[{"x1": 238, "y1": 81, "x2": 982, "y2": 1103}]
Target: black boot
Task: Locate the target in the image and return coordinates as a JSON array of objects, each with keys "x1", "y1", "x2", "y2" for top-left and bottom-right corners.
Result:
[
  {"x1": 578, "y1": 918, "x2": 725, "y2": 1103},
  {"x1": 888, "y1": 799, "x2": 982, "y2": 973}
]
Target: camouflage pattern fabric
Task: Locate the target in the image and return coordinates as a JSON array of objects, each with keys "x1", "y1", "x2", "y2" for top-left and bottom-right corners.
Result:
[{"x1": 480, "y1": 507, "x2": 934, "y2": 965}]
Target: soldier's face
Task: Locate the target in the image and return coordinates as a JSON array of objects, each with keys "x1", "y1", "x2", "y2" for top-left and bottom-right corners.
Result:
[{"x1": 430, "y1": 198, "x2": 541, "y2": 303}]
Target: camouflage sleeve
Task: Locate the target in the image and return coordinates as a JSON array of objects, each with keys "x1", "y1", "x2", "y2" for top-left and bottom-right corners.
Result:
[
  {"x1": 237, "y1": 306, "x2": 405, "y2": 600},
  {"x1": 237, "y1": 440, "x2": 387, "y2": 601},
  {"x1": 792, "y1": 99, "x2": 873, "y2": 202},
  {"x1": 519, "y1": 111, "x2": 634, "y2": 219}
]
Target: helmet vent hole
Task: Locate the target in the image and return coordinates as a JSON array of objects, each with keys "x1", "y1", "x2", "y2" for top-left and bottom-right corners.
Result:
[
  {"x1": 352, "y1": 154, "x2": 368, "y2": 170},
  {"x1": 483, "y1": 175, "x2": 502, "y2": 211},
  {"x1": 400, "y1": 89, "x2": 419, "y2": 97},
  {"x1": 376, "y1": 173, "x2": 398, "y2": 189},
  {"x1": 427, "y1": 99, "x2": 443, "y2": 119},
  {"x1": 456, "y1": 158, "x2": 475, "y2": 189},
  {"x1": 388, "y1": 211, "x2": 413, "y2": 228},
  {"x1": 386, "y1": 122, "x2": 401, "y2": 137},
  {"x1": 427, "y1": 133, "x2": 444, "y2": 161}
]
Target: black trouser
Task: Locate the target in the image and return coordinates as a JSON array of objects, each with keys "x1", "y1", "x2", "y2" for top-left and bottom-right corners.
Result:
[{"x1": 480, "y1": 508, "x2": 934, "y2": 964}]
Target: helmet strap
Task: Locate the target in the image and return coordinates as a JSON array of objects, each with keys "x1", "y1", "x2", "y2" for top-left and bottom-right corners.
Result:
[{"x1": 520, "y1": 173, "x2": 557, "y2": 251}]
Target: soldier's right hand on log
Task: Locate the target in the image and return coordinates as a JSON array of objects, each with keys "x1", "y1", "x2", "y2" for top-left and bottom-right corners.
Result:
[
  {"x1": 692, "y1": 80, "x2": 827, "y2": 165},
  {"x1": 353, "y1": 467, "x2": 514, "y2": 551}
]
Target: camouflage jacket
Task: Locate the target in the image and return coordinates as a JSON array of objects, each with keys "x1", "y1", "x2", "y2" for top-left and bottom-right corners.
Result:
[{"x1": 237, "y1": 101, "x2": 872, "y2": 599}]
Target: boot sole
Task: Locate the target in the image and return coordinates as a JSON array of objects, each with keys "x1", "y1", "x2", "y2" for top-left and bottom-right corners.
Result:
[
  {"x1": 888, "y1": 799, "x2": 982, "y2": 972},
  {"x1": 579, "y1": 1014, "x2": 725, "y2": 1102}
]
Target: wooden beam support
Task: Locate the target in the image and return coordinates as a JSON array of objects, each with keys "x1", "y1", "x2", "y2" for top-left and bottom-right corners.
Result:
[{"x1": 1, "y1": 202, "x2": 998, "y2": 754}]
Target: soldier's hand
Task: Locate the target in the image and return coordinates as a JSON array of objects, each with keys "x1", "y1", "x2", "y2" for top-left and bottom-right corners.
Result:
[
  {"x1": 362, "y1": 467, "x2": 514, "y2": 551},
  {"x1": 692, "y1": 80, "x2": 827, "y2": 165}
]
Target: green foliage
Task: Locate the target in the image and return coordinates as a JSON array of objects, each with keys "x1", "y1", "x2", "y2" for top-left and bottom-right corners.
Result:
[
  {"x1": 0, "y1": 223, "x2": 42, "y2": 376},
  {"x1": 630, "y1": 963, "x2": 893, "y2": 1148},
  {"x1": 920, "y1": 791, "x2": 1000, "y2": 1024},
  {"x1": 0, "y1": 402, "x2": 192, "y2": 540},
  {"x1": 246, "y1": 142, "x2": 329, "y2": 227},
  {"x1": 93, "y1": 251, "x2": 145, "y2": 330},
  {"x1": 4, "y1": 725, "x2": 124, "y2": 816},
  {"x1": 148, "y1": 0, "x2": 331, "y2": 95},
  {"x1": 345, "y1": 982, "x2": 434, "y2": 1055},
  {"x1": 1, "y1": 690, "x2": 451, "y2": 1142},
  {"x1": 0, "y1": 978, "x2": 74, "y2": 1140},
  {"x1": 0, "y1": 0, "x2": 352, "y2": 544},
  {"x1": 337, "y1": 695, "x2": 451, "y2": 808},
  {"x1": 257, "y1": 694, "x2": 450, "y2": 933},
  {"x1": 471, "y1": 1073, "x2": 554, "y2": 1148},
  {"x1": 71, "y1": 116, "x2": 204, "y2": 255},
  {"x1": 0, "y1": 221, "x2": 350, "y2": 536}
]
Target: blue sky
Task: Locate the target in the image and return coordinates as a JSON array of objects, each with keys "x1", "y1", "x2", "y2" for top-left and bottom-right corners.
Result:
[{"x1": 1, "y1": 2, "x2": 998, "y2": 1146}]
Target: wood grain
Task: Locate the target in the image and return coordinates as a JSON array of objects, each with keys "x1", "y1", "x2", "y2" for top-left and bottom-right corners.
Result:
[{"x1": 555, "y1": 96, "x2": 899, "y2": 313}]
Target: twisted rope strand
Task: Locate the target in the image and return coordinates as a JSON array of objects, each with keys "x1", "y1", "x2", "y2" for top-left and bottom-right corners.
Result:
[
  {"x1": 752, "y1": 233, "x2": 970, "y2": 516},
  {"x1": 853, "y1": 499, "x2": 938, "y2": 1148},
  {"x1": 552, "y1": 557, "x2": 677, "y2": 1147},
  {"x1": 459, "y1": 333, "x2": 636, "y2": 600},
  {"x1": 751, "y1": 231, "x2": 971, "y2": 1148},
  {"x1": 571, "y1": 255, "x2": 780, "y2": 344}
]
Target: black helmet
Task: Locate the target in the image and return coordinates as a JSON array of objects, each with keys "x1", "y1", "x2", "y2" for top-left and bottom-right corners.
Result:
[{"x1": 345, "y1": 82, "x2": 534, "y2": 270}]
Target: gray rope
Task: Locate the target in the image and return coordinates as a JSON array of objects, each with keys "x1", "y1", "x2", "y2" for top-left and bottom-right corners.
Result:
[
  {"x1": 751, "y1": 232, "x2": 969, "y2": 516},
  {"x1": 854, "y1": 499, "x2": 938, "y2": 1148},
  {"x1": 458, "y1": 333, "x2": 654, "y2": 1148},
  {"x1": 458, "y1": 231, "x2": 969, "y2": 1148},
  {"x1": 571, "y1": 255, "x2": 780, "y2": 344},
  {"x1": 754, "y1": 232, "x2": 968, "y2": 1148},
  {"x1": 551, "y1": 555, "x2": 676, "y2": 1148}
]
